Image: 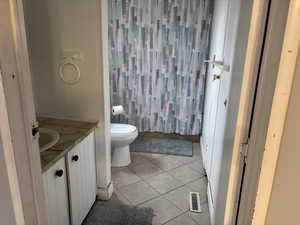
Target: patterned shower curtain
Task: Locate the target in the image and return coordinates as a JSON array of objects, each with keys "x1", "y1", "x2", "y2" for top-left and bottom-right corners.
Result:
[{"x1": 108, "y1": 0, "x2": 212, "y2": 135}]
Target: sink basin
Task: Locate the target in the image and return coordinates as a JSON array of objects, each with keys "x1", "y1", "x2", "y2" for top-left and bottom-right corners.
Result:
[{"x1": 39, "y1": 128, "x2": 60, "y2": 152}]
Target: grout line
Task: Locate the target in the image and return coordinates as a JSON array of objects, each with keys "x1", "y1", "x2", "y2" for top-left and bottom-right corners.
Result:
[
  {"x1": 115, "y1": 175, "x2": 209, "y2": 208},
  {"x1": 116, "y1": 189, "x2": 134, "y2": 205},
  {"x1": 161, "y1": 211, "x2": 188, "y2": 225},
  {"x1": 112, "y1": 152, "x2": 207, "y2": 200},
  {"x1": 114, "y1": 179, "x2": 142, "y2": 189}
]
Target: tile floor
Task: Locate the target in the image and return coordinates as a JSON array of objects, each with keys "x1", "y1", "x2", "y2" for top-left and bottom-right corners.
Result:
[{"x1": 108, "y1": 142, "x2": 210, "y2": 225}]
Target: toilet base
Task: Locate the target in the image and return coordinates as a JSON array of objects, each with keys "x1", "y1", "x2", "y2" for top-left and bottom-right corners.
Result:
[{"x1": 111, "y1": 145, "x2": 131, "y2": 167}]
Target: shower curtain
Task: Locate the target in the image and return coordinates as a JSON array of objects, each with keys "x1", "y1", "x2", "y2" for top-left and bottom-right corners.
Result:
[{"x1": 108, "y1": 0, "x2": 212, "y2": 135}]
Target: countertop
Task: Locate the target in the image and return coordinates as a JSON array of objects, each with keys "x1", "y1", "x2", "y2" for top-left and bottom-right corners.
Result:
[{"x1": 38, "y1": 117, "x2": 98, "y2": 173}]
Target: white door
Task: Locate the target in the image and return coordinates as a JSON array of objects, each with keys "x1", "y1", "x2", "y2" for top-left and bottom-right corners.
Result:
[
  {"x1": 43, "y1": 158, "x2": 70, "y2": 225},
  {"x1": 67, "y1": 132, "x2": 96, "y2": 225},
  {"x1": 202, "y1": 0, "x2": 230, "y2": 179},
  {"x1": 0, "y1": 0, "x2": 47, "y2": 224},
  {"x1": 208, "y1": 0, "x2": 245, "y2": 216}
]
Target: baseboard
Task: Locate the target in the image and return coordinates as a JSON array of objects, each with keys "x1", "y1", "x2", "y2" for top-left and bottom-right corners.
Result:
[
  {"x1": 96, "y1": 181, "x2": 114, "y2": 200},
  {"x1": 200, "y1": 136, "x2": 207, "y2": 170},
  {"x1": 207, "y1": 183, "x2": 215, "y2": 225}
]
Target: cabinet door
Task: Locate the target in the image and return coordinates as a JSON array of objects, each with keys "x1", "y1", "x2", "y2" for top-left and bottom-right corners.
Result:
[
  {"x1": 43, "y1": 158, "x2": 70, "y2": 225},
  {"x1": 67, "y1": 132, "x2": 96, "y2": 225}
]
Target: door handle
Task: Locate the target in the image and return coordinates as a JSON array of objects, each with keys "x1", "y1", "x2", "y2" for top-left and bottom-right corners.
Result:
[{"x1": 204, "y1": 59, "x2": 230, "y2": 72}]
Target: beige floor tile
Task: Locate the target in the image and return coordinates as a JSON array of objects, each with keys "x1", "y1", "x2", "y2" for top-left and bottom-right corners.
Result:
[
  {"x1": 111, "y1": 166, "x2": 125, "y2": 174},
  {"x1": 164, "y1": 186, "x2": 193, "y2": 211},
  {"x1": 129, "y1": 161, "x2": 163, "y2": 179},
  {"x1": 169, "y1": 165, "x2": 202, "y2": 184},
  {"x1": 189, "y1": 161, "x2": 206, "y2": 176},
  {"x1": 130, "y1": 152, "x2": 150, "y2": 167},
  {"x1": 141, "y1": 196, "x2": 183, "y2": 225},
  {"x1": 164, "y1": 212, "x2": 198, "y2": 225},
  {"x1": 146, "y1": 172, "x2": 183, "y2": 194},
  {"x1": 189, "y1": 206, "x2": 211, "y2": 225},
  {"x1": 118, "y1": 181, "x2": 159, "y2": 205},
  {"x1": 186, "y1": 177, "x2": 208, "y2": 203},
  {"x1": 112, "y1": 167, "x2": 141, "y2": 188},
  {"x1": 177, "y1": 155, "x2": 199, "y2": 165},
  {"x1": 105, "y1": 188, "x2": 132, "y2": 205},
  {"x1": 193, "y1": 142, "x2": 201, "y2": 155},
  {"x1": 108, "y1": 149, "x2": 211, "y2": 224},
  {"x1": 150, "y1": 155, "x2": 184, "y2": 171},
  {"x1": 143, "y1": 153, "x2": 166, "y2": 162}
]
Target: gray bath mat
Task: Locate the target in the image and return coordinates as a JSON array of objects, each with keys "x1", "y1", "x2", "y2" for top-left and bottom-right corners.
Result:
[
  {"x1": 130, "y1": 136, "x2": 193, "y2": 156},
  {"x1": 82, "y1": 202, "x2": 154, "y2": 225}
]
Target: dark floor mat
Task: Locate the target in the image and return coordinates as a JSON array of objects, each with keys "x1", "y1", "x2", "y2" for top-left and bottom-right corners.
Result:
[
  {"x1": 130, "y1": 136, "x2": 193, "y2": 157},
  {"x1": 82, "y1": 202, "x2": 154, "y2": 225}
]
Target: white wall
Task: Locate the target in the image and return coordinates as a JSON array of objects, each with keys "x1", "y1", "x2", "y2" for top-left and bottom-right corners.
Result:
[
  {"x1": 264, "y1": 54, "x2": 300, "y2": 225},
  {"x1": 23, "y1": 0, "x2": 112, "y2": 199},
  {"x1": 24, "y1": 0, "x2": 103, "y2": 122}
]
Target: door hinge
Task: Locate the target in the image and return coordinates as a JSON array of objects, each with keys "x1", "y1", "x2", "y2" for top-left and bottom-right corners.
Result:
[{"x1": 241, "y1": 139, "x2": 249, "y2": 164}]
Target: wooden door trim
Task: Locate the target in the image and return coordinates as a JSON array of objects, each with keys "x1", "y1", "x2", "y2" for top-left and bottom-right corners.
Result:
[
  {"x1": 251, "y1": 0, "x2": 300, "y2": 223},
  {"x1": 222, "y1": 0, "x2": 271, "y2": 224},
  {"x1": 235, "y1": 0, "x2": 291, "y2": 224}
]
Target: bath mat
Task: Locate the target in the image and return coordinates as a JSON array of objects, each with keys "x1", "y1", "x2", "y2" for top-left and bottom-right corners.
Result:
[
  {"x1": 130, "y1": 136, "x2": 193, "y2": 157},
  {"x1": 82, "y1": 202, "x2": 154, "y2": 225}
]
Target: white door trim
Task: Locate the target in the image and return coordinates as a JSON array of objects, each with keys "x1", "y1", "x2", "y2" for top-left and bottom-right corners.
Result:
[
  {"x1": 0, "y1": 0, "x2": 47, "y2": 224},
  {"x1": 95, "y1": 0, "x2": 113, "y2": 200},
  {"x1": 0, "y1": 68, "x2": 25, "y2": 225}
]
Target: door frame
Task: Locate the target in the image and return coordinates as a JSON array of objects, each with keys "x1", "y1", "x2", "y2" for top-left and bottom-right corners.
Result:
[
  {"x1": 0, "y1": 0, "x2": 294, "y2": 225},
  {"x1": 206, "y1": 0, "x2": 270, "y2": 223},
  {"x1": 0, "y1": 0, "x2": 47, "y2": 224},
  {"x1": 224, "y1": 0, "x2": 291, "y2": 224},
  {"x1": 251, "y1": 0, "x2": 300, "y2": 223},
  {"x1": 0, "y1": 68, "x2": 25, "y2": 225},
  {"x1": 234, "y1": 0, "x2": 291, "y2": 224},
  {"x1": 222, "y1": 0, "x2": 271, "y2": 223}
]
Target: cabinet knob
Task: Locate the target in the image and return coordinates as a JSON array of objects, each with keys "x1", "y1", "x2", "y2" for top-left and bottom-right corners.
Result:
[
  {"x1": 55, "y1": 169, "x2": 64, "y2": 177},
  {"x1": 213, "y1": 74, "x2": 221, "y2": 80},
  {"x1": 72, "y1": 155, "x2": 79, "y2": 162}
]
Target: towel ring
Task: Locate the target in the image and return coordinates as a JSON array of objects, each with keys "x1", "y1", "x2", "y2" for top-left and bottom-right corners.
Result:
[{"x1": 59, "y1": 58, "x2": 81, "y2": 85}]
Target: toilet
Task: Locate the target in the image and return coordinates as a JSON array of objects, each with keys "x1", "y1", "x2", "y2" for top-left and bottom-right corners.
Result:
[{"x1": 111, "y1": 123, "x2": 138, "y2": 167}]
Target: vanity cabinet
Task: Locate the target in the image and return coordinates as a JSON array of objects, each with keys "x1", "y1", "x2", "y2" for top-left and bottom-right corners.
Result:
[
  {"x1": 43, "y1": 158, "x2": 70, "y2": 225},
  {"x1": 42, "y1": 131, "x2": 96, "y2": 225},
  {"x1": 67, "y1": 132, "x2": 96, "y2": 225}
]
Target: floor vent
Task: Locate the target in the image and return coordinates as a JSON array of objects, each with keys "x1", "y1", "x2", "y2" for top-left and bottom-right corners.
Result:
[{"x1": 189, "y1": 192, "x2": 202, "y2": 213}]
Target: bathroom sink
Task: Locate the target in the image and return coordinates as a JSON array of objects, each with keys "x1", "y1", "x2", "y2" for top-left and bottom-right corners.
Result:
[{"x1": 39, "y1": 128, "x2": 60, "y2": 152}]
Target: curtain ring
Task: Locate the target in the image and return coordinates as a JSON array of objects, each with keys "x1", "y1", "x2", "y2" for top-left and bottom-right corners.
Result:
[{"x1": 59, "y1": 58, "x2": 81, "y2": 85}]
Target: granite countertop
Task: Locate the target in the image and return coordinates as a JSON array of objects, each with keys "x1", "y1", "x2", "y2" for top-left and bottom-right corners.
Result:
[{"x1": 38, "y1": 117, "x2": 98, "y2": 173}]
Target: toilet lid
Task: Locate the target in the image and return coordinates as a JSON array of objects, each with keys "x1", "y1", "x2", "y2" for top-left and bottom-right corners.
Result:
[{"x1": 111, "y1": 123, "x2": 136, "y2": 134}]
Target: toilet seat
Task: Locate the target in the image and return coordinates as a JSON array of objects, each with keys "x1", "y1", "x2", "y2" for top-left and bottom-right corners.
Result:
[{"x1": 111, "y1": 123, "x2": 136, "y2": 138}]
